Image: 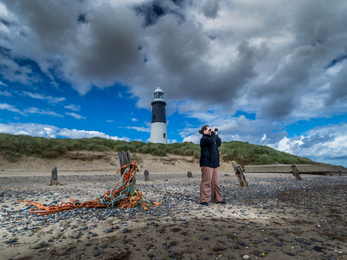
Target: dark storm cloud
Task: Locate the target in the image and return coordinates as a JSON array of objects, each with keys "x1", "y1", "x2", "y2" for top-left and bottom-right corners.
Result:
[
  {"x1": 325, "y1": 66, "x2": 347, "y2": 106},
  {"x1": 1, "y1": 0, "x2": 347, "y2": 120},
  {"x1": 201, "y1": 0, "x2": 220, "y2": 19}
]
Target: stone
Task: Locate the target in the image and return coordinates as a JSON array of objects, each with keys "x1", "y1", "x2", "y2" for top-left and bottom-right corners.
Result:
[
  {"x1": 5, "y1": 239, "x2": 17, "y2": 244},
  {"x1": 99, "y1": 243, "x2": 108, "y2": 249},
  {"x1": 313, "y1": 246, "x2": 324, "y2": 252},
  {"x1": 187, "y1": 172, "x2": 193, "y2": 178},
  {"x1": 122, "y1": 228, "x2": 129, "y2": 233},
  {"x1": 94, "y1": 251, "x2": 101, "y2": 256}
]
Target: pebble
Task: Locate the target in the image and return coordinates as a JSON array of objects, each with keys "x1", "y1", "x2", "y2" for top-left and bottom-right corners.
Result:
[
  {"x1": 99, "y1": 243, "x2": 108, "y2": 248},
  {"x1": 5, "y1": 239, "x2": 17, "y2": 244},
  {"x1": 1, "y1": 175, "x2": 347, "y2": 259}
]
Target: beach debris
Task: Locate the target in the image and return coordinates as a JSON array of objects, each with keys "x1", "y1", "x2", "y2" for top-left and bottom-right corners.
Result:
[
  {"x1": 144, "y1": 170, "x2": 149, "y2": 181},
  {"x1": 50, "y1": 166, "x2": 58, "y2": 186},
  {"x1": 19, "y1": 162, "x2": 155, "y2": 215},
  {"x1": 291, "y1": 165, "x2": 302, "y2": 181},
  {"x1": 187, "y1": 171, "x2": 193, "y2": 178},
  {"x1": 232, "y1": 162, "x2": 248, "y2": 187}
]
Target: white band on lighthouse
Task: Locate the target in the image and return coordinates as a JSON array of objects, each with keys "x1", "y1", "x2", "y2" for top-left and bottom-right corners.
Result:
[{"x1": 150, "y1": 122, "x2": 167, "y2": 143}]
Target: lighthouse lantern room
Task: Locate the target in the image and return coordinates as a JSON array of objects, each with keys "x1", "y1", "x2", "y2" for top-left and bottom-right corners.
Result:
[{"x1": 150, "y1": 87, "x2": 168, "y2": 144}]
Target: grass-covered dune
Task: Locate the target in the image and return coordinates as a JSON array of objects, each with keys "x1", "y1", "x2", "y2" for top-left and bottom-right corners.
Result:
[{"x1": 0, "y1": 133, "x2": 320, "y2": 166}]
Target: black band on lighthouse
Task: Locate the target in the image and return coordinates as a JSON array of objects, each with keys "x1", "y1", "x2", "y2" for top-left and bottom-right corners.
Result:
[{"x1": 151, "y1": 100, "x2": 166, "y2": 123}]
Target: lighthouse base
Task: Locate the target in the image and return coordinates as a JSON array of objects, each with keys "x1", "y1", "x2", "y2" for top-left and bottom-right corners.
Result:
[{"x1": 150, "y1": 122, "x2": 168, "y2": 144}]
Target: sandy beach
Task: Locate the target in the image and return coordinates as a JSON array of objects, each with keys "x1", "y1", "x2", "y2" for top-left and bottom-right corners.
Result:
[{"x1": 1, "y1": 152, "x2": 346, "y2": 260}]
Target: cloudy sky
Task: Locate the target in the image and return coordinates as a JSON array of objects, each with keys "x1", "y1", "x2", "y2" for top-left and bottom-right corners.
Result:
[{"x1": 0, "y1": 0, "x2": 347, "y2": 166}]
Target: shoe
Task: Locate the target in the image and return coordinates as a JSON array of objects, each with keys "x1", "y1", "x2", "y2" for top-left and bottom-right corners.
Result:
[
  {"x1": 217, "y1": 201, "x2": 226, "y2": 204},
  {"x1": 200, "y1": 202, "x2": 209, "y2": 206}
]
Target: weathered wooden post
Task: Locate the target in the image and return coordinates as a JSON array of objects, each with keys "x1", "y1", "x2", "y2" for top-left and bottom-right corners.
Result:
[
  {"x1": 51, "y1": 166, "x2": 58, "y2": 186},
  {"x1": 232, "y1": 162, "x2": 248, "y2": 187},
  {"x1": 187, "y1": 171, "x2": 193, "y2": 178},
  {"x1": 117, "y1": 150, "x2": 132, "y2": 174},
  {"x1": 291, "y1": 165, "x2": 302, "y2": 181},
  {"x1": 144, "y1": 170, "x2": 149, "y2": 181}
]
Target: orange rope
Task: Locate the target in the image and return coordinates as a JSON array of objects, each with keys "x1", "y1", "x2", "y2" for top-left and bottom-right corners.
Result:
[{"x1": 19, "y1": 161, "x2": 157, "y2": 215}]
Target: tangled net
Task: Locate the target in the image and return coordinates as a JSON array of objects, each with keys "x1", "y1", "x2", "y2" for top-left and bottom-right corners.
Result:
[{"x1": 19, "y1": 161, "x2": 158, "y2": 215}]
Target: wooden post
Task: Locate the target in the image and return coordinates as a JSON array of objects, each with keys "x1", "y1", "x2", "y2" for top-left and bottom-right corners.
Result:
[
  {"x1": 144, "y1": 170, "x2": 149, "y2": 181},
  {"x1": 187, "y1": 171, "x2": 193, "y2": 178},
  {"x1": 51, "y1": 166, "x2": 58, "y2": 186},
  {"x1": 291, "y1": 165, "x2": 302, "y2": 181},
  {"x1": 117, "y1": 150, "x2": 132, "y2": 174},
  {"x1": 232, "y1": 162, "x2": 248, "y2": 187}
]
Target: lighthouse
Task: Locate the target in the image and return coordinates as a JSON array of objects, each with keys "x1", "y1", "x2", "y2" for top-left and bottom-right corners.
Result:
[{"x1": 150, "y1": 87, "x2": 168, "y2": 144}]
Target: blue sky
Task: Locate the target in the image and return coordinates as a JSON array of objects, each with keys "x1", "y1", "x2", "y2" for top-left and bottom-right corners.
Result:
[{"x1": 0, "y1": 0, "x2": 347, "y2": 166}]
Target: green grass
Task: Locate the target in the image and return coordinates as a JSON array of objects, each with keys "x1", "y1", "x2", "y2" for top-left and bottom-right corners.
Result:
[
  {"x1": 219, "y1": 141, "x2": 318, "y2": 167},
  {"x1": 0, "y1": 133, "x2": 324, "y2": 166}
]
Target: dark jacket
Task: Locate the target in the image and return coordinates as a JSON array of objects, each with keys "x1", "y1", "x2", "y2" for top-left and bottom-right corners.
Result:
[{"x1": 199, "y1": 132, "x2": 222, "y2": 167}]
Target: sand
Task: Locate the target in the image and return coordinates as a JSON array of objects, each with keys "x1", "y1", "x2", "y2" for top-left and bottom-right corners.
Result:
[{"x1": 0, "y1": 151, "x2": 346, "y2": 260}]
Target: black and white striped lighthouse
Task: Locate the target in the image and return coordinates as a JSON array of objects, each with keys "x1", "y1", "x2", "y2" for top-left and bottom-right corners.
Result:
[{"x1": 150, "y1": 87, "x2": 167, "y2": 143}]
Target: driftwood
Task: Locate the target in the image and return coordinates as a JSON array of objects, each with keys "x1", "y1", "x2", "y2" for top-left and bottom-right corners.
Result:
[
  {"x1": 232, "y1": 162, "x2": 248, "y2": 187},
  {"x1": 291, "y1": 164, "x2": 302, "y2": 181},
  {"x1": 50, "y1": 166, "x2": 58, "y2": 186}
]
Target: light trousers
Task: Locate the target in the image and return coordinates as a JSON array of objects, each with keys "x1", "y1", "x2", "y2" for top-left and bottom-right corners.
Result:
[{"x1": 200, "y1": 166, "x2": 223, "y2": 203}]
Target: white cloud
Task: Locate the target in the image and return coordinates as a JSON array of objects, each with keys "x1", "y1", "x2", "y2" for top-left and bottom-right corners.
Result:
[
  {"x1": 0, "y1": 122, "x2": 130, "y2": 141},
  {"x1": 65, "y1": 112, "x2": 86, "y2": 120},
  {"x1": 22, "y1": 91, "x2": 66, "y2": 104},
  {"x1": 64, "y1": 104, "x2": 80, "y2": 111},
  {"x1": 106, "y1": 120, "x2": 114, "y2": 123},
  {"x1": 0, "y1": 103, "x2": 24, "y2": 114},
  {"x1": 126, "y1": 126, "x2": 150, "y2": 132},
  {"x1": 0, "y1": 90, "x2": 11, "y2": 97},
  {"x1": 132, "y1": 118, "x2": 138, "y2": 122},
  {"x1": 168, "y1": 139, "x2": 177, "y2": 144},
  {"x1": 24, "y1": 107, "x2": 63, "y2": 117},
  {"x1": 269, "y1": 123, "x2": 347, "y2": 166},
  {"x1": 183, "y1": 134, "x2": 200, "y2": 144},
  {"x1": 0, "y1": 81, "x2": 8, "y2": 86}
]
